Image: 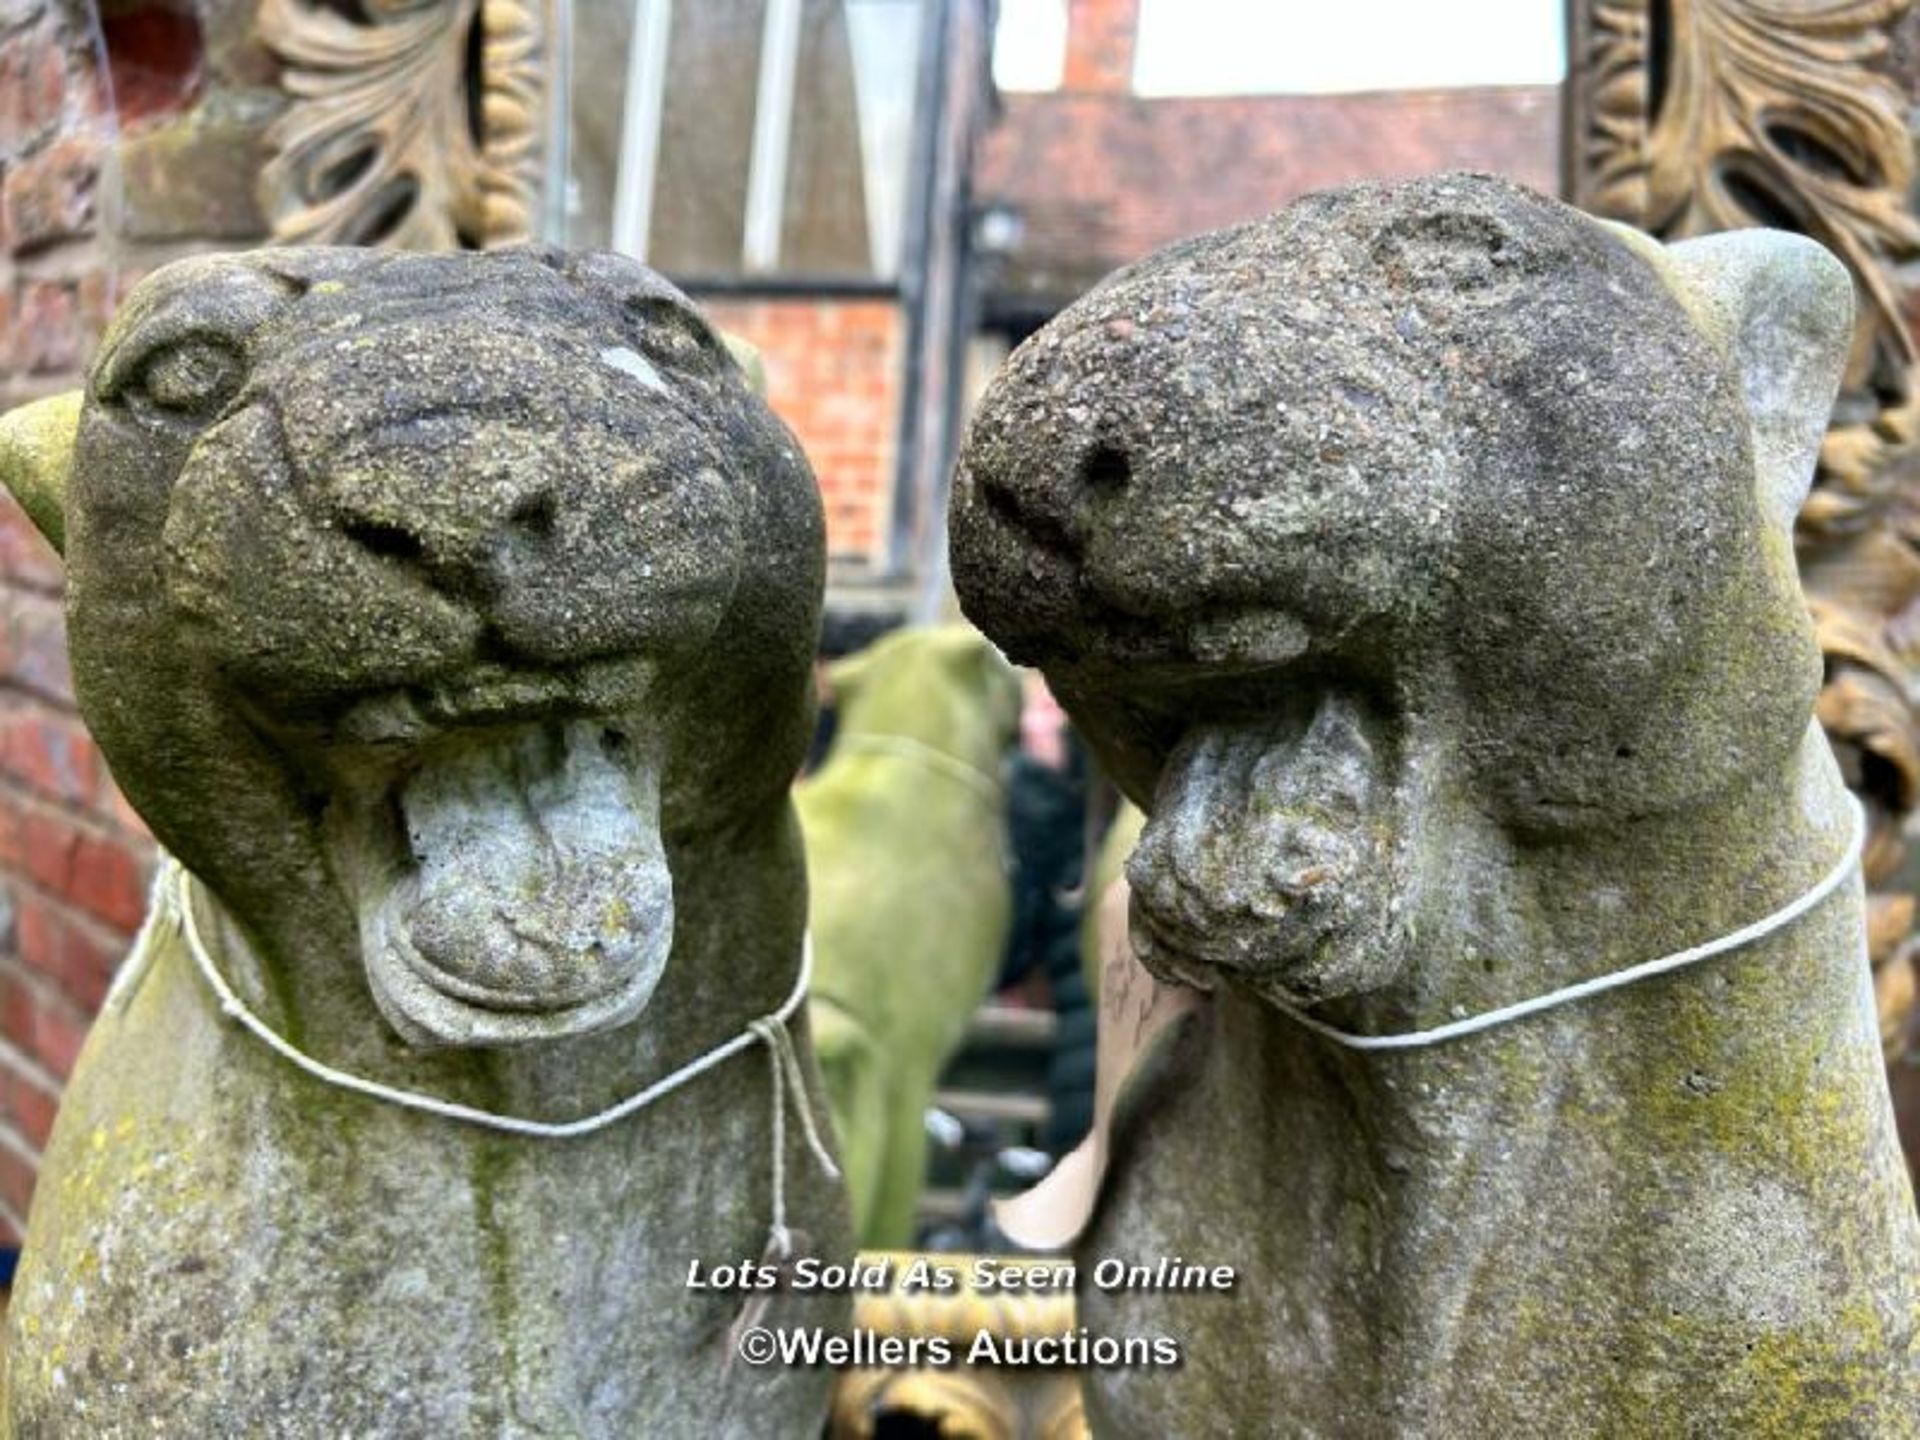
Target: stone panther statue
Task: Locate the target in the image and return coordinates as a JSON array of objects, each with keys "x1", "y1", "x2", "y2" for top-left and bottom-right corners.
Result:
[
  {"x1": 0, "y1": 246, "x2": 849, "y2": 1435},
  {"x1": 953, "y1": 175, "x2": 1920, "y2": 1434}
]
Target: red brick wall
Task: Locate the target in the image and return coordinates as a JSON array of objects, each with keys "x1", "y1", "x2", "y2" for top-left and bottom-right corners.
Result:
[
  {"x1": 5, "y1": 12, "x2": 109, "y2": 406},
  {"x1": 1, "y1": 12, "x2": 110, "y2": 1243},
  {"x1": 0, "y1": 506, "x2": 151, "y2": 1240},
  {"x1": 1062, "y1": 0, "x2": 1139, "y2": 95},
  {"x1": 0, "y1": 0, "x2": 238, "y2": 1238},
  {"x1": 700, "y1": 295, "x2": 903, "y2": 568}
]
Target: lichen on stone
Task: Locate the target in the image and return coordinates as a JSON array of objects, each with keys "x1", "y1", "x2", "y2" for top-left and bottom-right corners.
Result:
[{"x1": 951, "y1": 173, "x2": 1920, "y2": 1435}]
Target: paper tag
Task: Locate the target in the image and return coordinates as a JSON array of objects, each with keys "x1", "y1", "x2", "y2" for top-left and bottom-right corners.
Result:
[{"x1": 994, "y1": 874, "x2": 1202, "y2": 1251}]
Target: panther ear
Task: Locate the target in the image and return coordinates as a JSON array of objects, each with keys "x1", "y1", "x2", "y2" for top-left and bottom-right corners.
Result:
[
  {"x1": 1656, "y1": 229, "x2": 1853, "y2": 535},
  {"x1": 824, "y1": 645, "x2": 875, "y2": 700},
  {"x1": 719, "y1": 332, "x2": 767, "y2": 397},
  {"x1": 0, "y1": 390, "x2": 82, "y2": 555}
]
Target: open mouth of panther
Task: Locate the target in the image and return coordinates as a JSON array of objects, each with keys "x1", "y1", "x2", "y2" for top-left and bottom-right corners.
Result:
[
  {"x1": 1083, "y1": 640, "x2": 1413, "y2": 1006},
  {"x1": 319, "y1": 677, "x2": 673, "y2": 1048},
  {"x1": 1049, "y1": 601, "x2": 1315, "y2": 675}
]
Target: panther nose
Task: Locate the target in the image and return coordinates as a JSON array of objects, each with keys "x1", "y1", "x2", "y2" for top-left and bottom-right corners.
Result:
[
  {"x1": 339, "y1": 514, "x2": 431, "y2": 567},
  {"x1": 1076, "y1": 441, "x2": 1132, "y2": 499},
  {"x1": 338, "y1": 481, "x2": 559, "y2": 596},
  {"x1": 976, "y1": 433, "x2": 1136, "y2": 554}
]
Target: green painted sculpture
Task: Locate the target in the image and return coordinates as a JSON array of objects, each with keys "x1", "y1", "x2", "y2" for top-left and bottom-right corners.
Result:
[
  {"x1": 0, "y1": 247, "x2": 850, "y2": 1435},
  {"x1": 798, "y1": 624, "x2": 1022, "y2": 1248},
  {"x1": 952, "y1": 176, "x2": 1920, "y2": 1433}
]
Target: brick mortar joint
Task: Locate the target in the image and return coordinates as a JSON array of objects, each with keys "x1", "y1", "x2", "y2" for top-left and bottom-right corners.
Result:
[
  {"x1": 0, "y1": 766, "x2": 153, "y2": 846},
  {"x1": 3, "y1": 875, "x2": 154, "y2": 950},
  {"x1": 0, "y1": 953, "x2": 99, "y2": 1020},
  {"x1": 4, "y1": 866, "x2": 151, "y2": 948},
  {"x1": 0, "y1": 577, "x2": 67, "y2": 600},
  {"x1": 0, "y1": 674, "x2": 80, "y2": 712}
]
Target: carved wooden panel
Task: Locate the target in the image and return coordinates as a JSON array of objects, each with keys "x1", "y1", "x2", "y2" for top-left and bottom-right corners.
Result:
[
  {"x1": 828, "y1": 1257, "x2": 1088, "y2": 1439},
  {"x1": 257, "y1": 0, "x2": 546, "y2": 249},
  {"x1": 1567, "y1": 0, "x2": 1920, "y2": 1069}
]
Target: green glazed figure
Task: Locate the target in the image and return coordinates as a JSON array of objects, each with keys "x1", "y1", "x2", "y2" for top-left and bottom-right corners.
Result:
[{"x1": 799, "y1": 624, "x2": 1021, "y2": 1248}]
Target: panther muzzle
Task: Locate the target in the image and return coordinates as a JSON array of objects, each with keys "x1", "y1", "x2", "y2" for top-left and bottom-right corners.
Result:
[{"x1": 329, "y1": 707, "x2": 673, "y2": 1048}]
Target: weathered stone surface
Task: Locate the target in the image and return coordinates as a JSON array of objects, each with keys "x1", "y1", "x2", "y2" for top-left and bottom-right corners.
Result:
[
  {"x1": 952, "y1": 174, "x2": 1920, "y2": 1433},
  {"x1": 3, "y1": 133, "x2": 98, "y2": 253},
  {"x1": 798, "y1": 624, "x2": 1021, "y2": 1246},
  {"x1": 195, "y1": 0, "x2": 278, "y2": 88},
  {"x1": 0, "y1": 18, "x2": 66, "y2": 161},
  {"x1": 0, "y1": 246, "x2": 846, "y2": 1434},
  {"x1": 111, "y1": 112, "x2": 268, "y2": 241}
]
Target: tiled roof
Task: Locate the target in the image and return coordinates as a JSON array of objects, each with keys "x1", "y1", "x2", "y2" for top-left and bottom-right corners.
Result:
[{"x1": 975, "y1": 85, "x2": 1562, "y2": 309}]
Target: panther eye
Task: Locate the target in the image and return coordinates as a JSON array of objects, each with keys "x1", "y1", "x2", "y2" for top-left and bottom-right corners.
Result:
[
  {"x1": 629, "y1": 296, "x2": 723, "y2": 373},
  {"x1": 135, "y1": 338, "x2": 243, "y2": 417}
]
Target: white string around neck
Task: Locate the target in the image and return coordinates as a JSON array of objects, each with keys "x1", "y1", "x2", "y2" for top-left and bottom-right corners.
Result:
[
  {"x1": 151, "y1": 858, "x2": 838, "y2": 1258},
  {"x1": 1269, "y1": 799, "x2": 1866, "y2": 1052}
]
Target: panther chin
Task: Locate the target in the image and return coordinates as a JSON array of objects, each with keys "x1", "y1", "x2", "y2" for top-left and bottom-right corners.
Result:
[{"x1": 341, "y1": 716, "x2": 675, "y2": 1049}]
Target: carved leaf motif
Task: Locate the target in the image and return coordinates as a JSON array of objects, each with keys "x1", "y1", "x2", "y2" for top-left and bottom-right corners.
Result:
[
  {"x1": 1570, "y1": 0, "x2": 1920, "y2": 1072},
  {"x1": 259, "y1": 0, "x2": 504, "y2": 249},
  {"x1": 476, "y1": 0, "x2": 543, "y2": 245},
  {"x1": 1646, "y1": 0, "x2": 1920, "y2": 531},
  {"x1": 1571, "y1": 0, "x2": 1652, "y2": 216}
]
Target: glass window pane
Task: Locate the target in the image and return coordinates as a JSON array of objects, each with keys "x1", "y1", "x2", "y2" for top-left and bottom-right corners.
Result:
[{"x1": 560, "y1": 0, "x2": 923, "y2": 281}]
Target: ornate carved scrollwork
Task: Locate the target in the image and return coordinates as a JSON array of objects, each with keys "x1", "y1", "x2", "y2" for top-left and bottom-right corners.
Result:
[
  {"x1": 828, "y1": 1254, "x2": 1089, "y2": 1439},
  {"x1": 1567, "y1": 0, "x2": 1652, "y2": 218},
  {"x1": 474, "y1": 0, "x2": 546, "y2": 243},
  {"x1": 1567, "y1": 0, "x2": 1920, "y2": 1070},
  {"x1": 258, "y1": 0, "x2": 544, "y2": 249}
]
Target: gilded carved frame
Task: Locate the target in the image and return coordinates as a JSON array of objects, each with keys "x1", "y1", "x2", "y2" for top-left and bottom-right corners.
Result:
[
  {"x1": 1566, "y1": 0, "x2": 1920, "y2": 1061},
  {"x1": 257, "y1": 0, "x2": 547, "y2": 249}
]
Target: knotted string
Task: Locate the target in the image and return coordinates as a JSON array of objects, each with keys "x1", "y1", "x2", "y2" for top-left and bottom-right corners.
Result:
[
  {"x1": 1269, "y1": 798, "x2": 1866, "y2": 1051},
  {"x1": 149, "y1": 856, "x2": 838, "y2": 1258},
  {"x1": 748, "y1": 1011, "x2": 840, "y2": 1258}
]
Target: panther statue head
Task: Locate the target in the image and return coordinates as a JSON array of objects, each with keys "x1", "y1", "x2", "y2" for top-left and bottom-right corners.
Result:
[
  {"x1": 951, "y1": 173, "x2": 1850, "y2": 1010},
  {"x1": 0, "y1": 246, "x2": 823, "y2": 1048}
]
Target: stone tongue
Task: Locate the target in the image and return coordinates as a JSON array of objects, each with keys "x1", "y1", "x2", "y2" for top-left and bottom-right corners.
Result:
[
  {"x1": 1002, "y1": 697, "x2": 1402, "y2": 1247},
  {"x1": 386, "y1": 719, "x2": 672, "y2": 1024},
  {"x1": 1126, "y1": 696, "x2": 1401, "y2": 1001}
]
